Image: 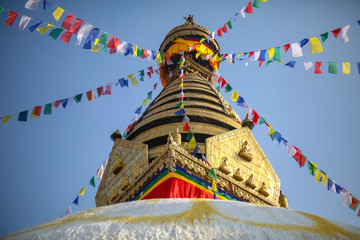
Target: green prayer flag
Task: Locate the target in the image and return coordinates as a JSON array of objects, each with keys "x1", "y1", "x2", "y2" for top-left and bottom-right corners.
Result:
[
  {"x1": 208, "y1": 168, "x2": 217, "y2": 181},
  {"x1": 49, "y1": 28, "x2": 64, "y2": 40},
  {"x1": 147, "y1": 91, "x2": 152, "y2": 100},
  {"x1": 160, "y1": 52, "x2": 165, "y2": 63},
  {"x1": 227, "y1": 18, "x2": 234, "y2": 29},
  {"x1": 320, "y1": 32, "x2": 328, "y2": 42},
  {"x1": 252, "y1": 0, "x2": 260, "y2": 8},
  {"x1": 139, "y1": 70, "x2": 145, "y2": 76},
  {"x1": 259, "y1": 117, "x2": 266, "y2": 124},
  {"x1": 328, "y1": 62, "x2": 337, "y2": 74},
  {"x1": 307, "y1": 161, "x2": 316, "y2": 176},
  {"x1": 73, "y1": 94, "x2": 82, "y2": 103},
  {"x1": 273, "y1": 47, "x2": 281, "y2": 61},
  {"x1": 102, "y1": 44, "x2": 107, "y2": 52},
  {"x1": 186, "y1": 129, "x2": 194, "y2": 141},
  {"x1": 138, "y1": 48, "x2": 143, "y2": 57},
  {"x1": 122, "y1": 132, "x2": 127, "y2": 139},
  {"x1": 140, "y1": 76, "x2": 144, "y2": 81},
  {"x1": 44, "y1": 103, "x2": 52, "y2": 115},
  {"x1": 224, "y1": 84, "x2": 232, "y2": 93},
  {"x1": 89, "y1": 176, "x2": 96, "y2": 188},
  {"x1": 270, "y1": 132, "x2": 277, "y2": 141},
  {"x1": 216, "y1": 86, "x2": 220, "y2": 92},
  {"x1": 99, "y1": 32, "x2": 107, "y2": 45},
  {"x1": 175, "y1": 101, "x2": 183, "y2": 108},
  {"x1": 265, "y1": 60, "x2": 274, "y2": 68},
  {"x1": 0, "y1": 6, "x2": 4, "y2": 14}
]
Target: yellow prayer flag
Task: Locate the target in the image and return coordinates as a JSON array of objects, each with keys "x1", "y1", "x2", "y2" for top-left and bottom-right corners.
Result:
[
  {"x1": 199, "y1": 37, "x2": 206, "y2": 44},
  {"x1": 260, "y1": 0, "x2": 267, "y2": 2},
  {"x1": 268, "y1": 48, "x2": 274, "y2": 59},
  {"x1": 314, "y1": 169, "x2": 321, "y2": 182},
  {"x1": 126, "y1": 74, "x2": 133, "y2": 79},
  {"x1": 1, "y1": 115, "x2": 12, "y2": 124},
  {"x1": 268, "y1": 125, "x2": 275, "y2": 136},
  {"x1": 188, "y1": 136, "x2": 196, "y2": 150},
  {"x1": 179, "y1": 104, "x2": 184, "y2": 109},
  {"x1": 36, "y1": 24, "x2": 53, "y2": 35},
  {"x1": 30, "y1": 109, "x2": 38, "y2": 119},
  {"x1": 236, "y1": 53, "x2": 243, "y2": 59},
  {"x1": 132, "y1": 45, "x2": 138, "y2": 57},
  {"x1": 79, "y1": 186, "x2": 86, "y2": 196},
  {"x1": 309, "y1": 37, "x2": 323, "y2": 54},
  {"x1": 142, "y1": 99, "x2": 147, "y2": 106},
  {"x1": 212, "y1": 55, "x2": 221, "y2": 62},
  {"x1": 195, "y1": 53, "x2": 201, "y2": 59},
  {"x1": 342, "y1": 62, "x2": 350, "y2": 74},
  {"x1": 131, "y1": 77, "x2": 138, "y2": 86},
  {"x1": 53, "y1": 7, "x2": 64, "y2": 21},
  {"x1": 211, "y1": 178, "x2": 217, "y2": 192},
  {"x1": 231, "y1": 91, "x2": 239, "y2": 102},
  {"x1": 91, "y1": 39, "x2": 100, "y2": 52},
  {"x1": 321, "y1": 174, "x2": 328, "y2": 186},
  {"x1": 179, "y1": 82, "x2": 183, "y2": 88}
]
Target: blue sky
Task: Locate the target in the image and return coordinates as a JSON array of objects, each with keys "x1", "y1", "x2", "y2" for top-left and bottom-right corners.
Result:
[{"x1": 0, "y1": 0, "x2": 359, "y2": 236}]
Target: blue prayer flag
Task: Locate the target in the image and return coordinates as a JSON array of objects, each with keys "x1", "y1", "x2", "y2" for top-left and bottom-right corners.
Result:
[
  {"x1": 358, "y1": 20, "x2": 360, "y2": 26},
  {"x1": 28, "y1": 20, "x2": 43, "y2": 32},
  {"x1": 118, "y1": 78, "x2": 129, "y2": 88},
  {"x1": 135, "y1": 106, "x2": 142, "y2": 114},
  {"x1": 213, "y1": 192, "x2": 217, "y2": 199},
  {"x1": 151, "y1": 51, "x2": 157, "y2": 60},
  {"x1": 62, "y1": 98, "x2": 68, "y2": 108},
  {"x1": 275, "y1": 131, "x2": 282, "y2": 143},
  {"x1": 285, "y1": 61, "x2": 296, "y2": 68},
  {"x1": 192, "y1": 144, "x2": 200, "y2": 156},
  {"x1": 357, "y1": 62, "x2": 360, "y2": 74},
  {"x1": 18, "y1": 111, "x2": 28, "y2": 122},
  {"x1": 72, "y1": 196, "x2": 79, "y2": 205},
  {"x1": 43, "y1": 0, "x2": 53, "y2": 9},
  {"x1": 83, "y1": 28, "x2": 100, "y2": 49},
  {"x1": 175, "y1": 108, "x2": 186, "y2": 116},
  {"x1": 124, "y1": 43, "x2": 133, "y2": 56},
  {"x1": 259, "y1": 50, "x2": 266, "y2": 61},
  {"x1": 300, "y1": 38, "x2": 309, "y2": 47},
  {"x1": 335, "y1": 184, "x2": 344, "y2": 194},
  {"x1": 236, "y1": 96, "x2": 245, "y2": 107}
]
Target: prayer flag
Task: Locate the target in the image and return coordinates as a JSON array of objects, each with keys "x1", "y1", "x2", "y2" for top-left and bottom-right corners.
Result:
[
  {"x1": 73, "y1": 94, "x2": 82, "y2": 103},
  {"x1": 28, "y1": 20, "x2": 42, "y2": 32},
  {"x1": 131, "y1": 77, "x2": 138, "y2": 86},
  {"x1": 183, "y1": 115, "x2": 190, "y2": 123},
  {"x1": 1, "y1": 115, "x2": 12, "y2": 124},
  {"x1": 231, "y1": 91, "x2": 239, "y2": 102},
  {"x1": 252, "y1": 0, "x2": 260, "y2": 8},
  {"x1": 273, "y1": 47, "x2": 281, "y2": 61},
  {"x1": 259, "y1": 117, "x2": 266, "y2": 125},
  {"x1": 245, "y1": 1, "x2": 253, "y2": 13},
  {"x1": 254, "y1": 51, "x2": 260, "y2": 61},
  {"x1": 19, "y1": 16, "x2": 31, "y2": 30},
  {"x1": 99, "y1": 32, "x2": 108, "y2": 46},
  {"x1": 189, "y1": 136, "x2": 197, "y2": 150},
  {"x1": 236, "y1": 96, "x2": 245, "y2": 107},
  {"x1": 65, "y1": 205, "x2": 71, "y2": 216},
  {"x1": 25, "y1": 0, "x2": 41, "y2": 10},
  {"x1": 328, "y1": 62, "x2": 337, "y2": 74},
  {"x1": 341, "y1": 25, "x2": 350, "y2": 43},
  {"x1": 61, "y1": 98, "x2": 68, "y2": 108},
  {"x1": 43, "y1": 0, "x2": 53, "y2": 9},
  {"x1": 342, "y1": 62, "x2": 350, "y2": 74},
  {"x1": 275, "y1": 131, "x2": 282, "y2": 143},
  {"x1": 265, "y1": 60, "x2": 274, "y2": 67},
  {"x1": 217, "y1": 27, "x2": 223, "y2": 37},
  {"x1": 154, "y1": 83, "x2": 158, "y2": 90},
  {"x1": 309, "y1": 37, "x2": 323, "y2": 53},
  {"x1": 97, "y1": 164, "x2": 104, "y2": 180},
  {"x1": 268, "y1": 48, "x2": 274, "y2": 59},
  {"x1": 300, "y1": 38, "x2": 309, "y2": 47},
  {"x1": 147, "y1": 91, "x2": 152, "y2": 99},
  {"x1": 44, "y1": 103, "x2": 52, "y2": 115},
  {"x1": 91, "y1": 39, "x2": 100, "y2": 52},
  {"x1": 89, "y1": 176, "x2": 95, "y2": 188},
  {"x1": 83, "y1": 28, "x2": 100, "y2": 49},
  {"x1": 105, "y1": 84, "x2": 112, "y2": 95},
  {"x1": 61, "y1": 14, "x2": 74, "y2": 31},
  {"x1": 60, "y1": 31, "x2": 73, "y2": 44},
  {"x1": 49, "y1": 28, "x2": 63, "y2": 40},
  {"x1": 332, "y1": 28, "x2": 341, "y2": 38},
  {"x1": 18, "y1": 111, "x2": 28, "y2": 122},
  {"x1": 86, "y1": 90, "x2": 94, "y2": 101},
  {"x1": 224, "y1": 84, "x2": 232, "y2": 93},
  {"x1": 97, "y1": 86, "x2": 104, "y2": 97},
  {"x1": 135, "y1": 106, "x2": 142, "y2": 114},
  {"x1": 358, "y1": 62, "x2": 360, "y2": 75},
  {"x1": 32, "y1": 106, "x2": 42, "y2": 118},
  {"x1": 53, "y1": 7, "x2": 64, "y2": 21},
  {"x1": 222, "y1": 23, "x2": 228, "y2": 33},
  {"x1": 259, "y1": 50, "x2": 266, "y2": 61},
  {"x1": 125, "y1": 124, "x2": 131, "y2": 132},
  {"x1": 186, "y1": 129, "x2": 194, "y2": 141},
  {"x1": 283, "y1": 44, "x2": 290, "y2": 53},
  {"x1": 175, "y1": 108, "x2": 186, "y2": 116},
  {"x1": 118, "y1": 78, "x2": 128, "y2": 88},
  {"x1": 208, "y1": 168, "x2": 217, "y2": 181},
  {"x1": 5, "y1": 11, "x2": 18, "y2": 27},
  {"x1": 37, "y1": 24, "x2": 53, "y2": 35},
  {"x1": 183, "y1": 122, "x2": 191, "y2": 132},
  {"x1": 72, "y1": 196, "x2": 79, "y2": 205},
  {"x1": 211, "y1": 178, "x2": 217, "y2": 192},
  {"x1": 285, "y1": 61, "x2": 296, "y2": 68},
  {"x1": 252, "y1": 109, "x2": 260, "y2": 124},
  {"x1": 53, "y1": 100, "x2": 62, "y2": 108},
  {"x1": 291, "y1": 43, "x2": 303, "y2": 57},
  {"x1": 314, "y1": 62, "x2": 322, "y2": 74},
  {"x1": 227, "y1": 18, "x2": 233, "y2": 29},
  {"x1": 213, "y1": 192, "x2": 217, "y2": 199},
  {"x1": 175, "y1": 101, "x2": 183, "y2": 108},
  {"x1": 320, "y1": 32, "x2": 328, "y2": 42},
  {"x1": 192, "y1": 144, "x2": 200, "y2": 156},
  {"x1": 76, "y1": 23, "x2": 93, "y2": 45},
  {"x1": 307, "y1": 161, "x2": 317, "y2": 176},
  {"x1": 142, "y1": 99, "x2": 147, "y2": 107},
  {"x1": 303, "y1": 62, "x2": 313, "y2": 70}
]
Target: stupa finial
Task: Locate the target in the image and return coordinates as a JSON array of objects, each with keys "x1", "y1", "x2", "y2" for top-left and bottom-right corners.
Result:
[{"x1": 183, "y1": 14, "x2": 196, "y2": 25}]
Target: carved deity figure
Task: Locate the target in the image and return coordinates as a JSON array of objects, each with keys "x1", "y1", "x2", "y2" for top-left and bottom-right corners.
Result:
[
  {"x1": 233, "y1": 167, "x2": 243, "y2": 181},
  {"x1": 245, "y1": 174, "x2": 256, "y2": 189},
  {"x1": 183, "y1": 14, "x2": 195, "y2": 25},
  {"x1": 219, "y1": 157, "x2": 231, "y2": 175},
  {"x1": 120, "y1": 176, "x2": 130, "y2": 191},
  {"x1": 103, "y1": 196, "x2": 110, "y2": 206},
  {"x1": 112, "y1": 154, "x2": 124, "y2": 174},
  {"x1": 259, "y1": 182, "x2": 269, "y2": 197},
  {"x1": 239, "y1": 140, "x2": 253, "y2": 162},
  {"x1": 110, "y1": 188, "x2": 119, "y2": 202},
  {"x1": 172, "y1": 128, "x2": 182, "y2": 146}
]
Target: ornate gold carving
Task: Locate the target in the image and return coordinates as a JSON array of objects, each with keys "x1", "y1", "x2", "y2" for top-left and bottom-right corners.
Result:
[
  {"x1": 239, "y1": 140, "x2": 252, "y2": 162},
  {"x1": 259, "y1": 182, "x2": 269, "y2": 197},
  {"x1": 120, "y1": 176, "x2": 130, "y2": 191},
  {"x1": 172, "y1": 128, "x2": 182, "y2": 146},
  {"x1": 134, "y1": 163, "x2": 140, "y2": 179},
  {"x1": 112, "y1": 154, "x2": 123, "y2": 174},
  {"x1": 245, "y1": 174, "x2": 256, "y2": 189},
  {"x1": 219, "y1": 157, "x2": 231, "y2": 175},
  {"x1": 110, "y1": 188, "x2": 118, "y2": 202},
  {"x1": 279, "y1": 190, "x2": 289, "y2": 208},
  {"x1": 233, "y1": 167, "x2": 243, "y2": 181},
  {"x1": 103, "y1": 196, "x2": 109, "y2": 206}
]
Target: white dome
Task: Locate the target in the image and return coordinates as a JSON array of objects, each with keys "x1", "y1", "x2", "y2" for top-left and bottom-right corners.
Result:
[{"x1": 4, "y1": 199, "x2": 360, "y2": 240}]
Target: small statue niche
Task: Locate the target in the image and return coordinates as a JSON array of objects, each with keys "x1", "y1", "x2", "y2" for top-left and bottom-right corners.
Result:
[
  {"x1": 245, "y1": 174, "x2": 256, "y2": 189},
  {"x1": 259, "y1": 182, "x2": 269, "y2": 197},
  {"x1": 112, "y1": 154, "x2": 124, "y2": 174},
  {"x1": 233, "y1": 167, "x2": 243, "y2": 181},
  {"x1": 103, "y1": 196, "x2": 110, "y2": 206},
  {"x1": 239, "y1": 140, "x2": 253, "y2": 162},
  {"x1": 120, "y1": 176, "x2": 130, "y2": 191},
  {"x1": 219, "y1": 157, "x2": 231, "y2": 175},
  {"x1": 110, "y1": 188, "x2": 119, "y2": 202}
]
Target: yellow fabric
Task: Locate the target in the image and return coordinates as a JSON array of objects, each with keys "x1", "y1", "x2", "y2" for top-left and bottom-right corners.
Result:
[
  {"x1": 131, "y1": 77, "x2": 138, "y2": 86},
  {"x1": 211, "y1": 178, "x2": 217, "y2": 192},
  {"x1": 260, "y1": 0, "x2": 267, "y2": 2},
  {"x1": 188, "y1": 136, "x2": 197, "y2": 150},
  {"x1": 179, "y1": 81, "x2": 183, "y2": 88},
  {"x1": 268, "y1": 125, "x2": 276, "y2": 136},
  {"x1": 179, "y1": 104, "x2": 184, "y2": 109},
  {"x1": 126, "y1": 74, "x2": 133, "y2": 79},
  {"x1": 30, "y1": 108, "x2": 38, "y2": 119},
  {"x1": 321, "y1": 174, "x2": 328, "y2": 186},
  {"x1": 36, "y1": 24, "x2": 53, "y2": 35},
  {"x1": 1, "y1": 115, "x2": 12, "y2": 124},
  {"x1": 315, "y1": 169, "x2": 321, "y2": 182},
  {"x1": 91, "y1": 39, "x2": 100, "y2": 52},
  {"x1": 343, "y1": 62, "x2": 350, "y2": 74},
  {"x1": 195, "y1": 53, "x2": 201, "y2": 59},
  {"x1": 231, "y1": 91, "x2": 239, "y2": 102},
  {"x1": 53, "y1": 7, "x2": 64, "y2": 21},
  {"x1": 199, "y1": 37, "x2": 206, "y2": 44},
  {"x1": 268, "y1": 48, "x2": 274, "y2": 59},
  {"x1": 132, "y1": 45, "x2": 138, "y2": 57},
  {"x1": 309, "y1": 37, "x2": 323, "y2": 54},
  {"x1": 142, "y1": 99, "x2": 147, "y2": 107},
  {"x1": 235, "y1": 53, "x2": 243, "y2": 61},
  {"x1": 80, "y1": 186, "x2": 86, "y2": 196}
]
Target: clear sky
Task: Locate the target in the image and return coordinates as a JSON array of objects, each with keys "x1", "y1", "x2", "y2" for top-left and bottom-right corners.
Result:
[{"x1": 0, "y1": 0, "x2": 359, "y2": 237}]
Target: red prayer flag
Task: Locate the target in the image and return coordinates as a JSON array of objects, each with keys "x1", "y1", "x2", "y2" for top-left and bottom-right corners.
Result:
[
  {"x1": 217, "y1": 27, "x2": 223, "y2": 37},
  {"x1": 61, "y1": 14, "x2": 74, "y2": 31},
  {"x1": 154, "y1": 83, "x2": 157, "y2": 90},
  {"x1": 251, "y1": 110, "x2": 260, "y2": 124},
  {"x1": 351, "y1": 197, "x2": 359, "y2": 210},
  {"x1": 245, "y1": 2, "x2": 253, "y2": 14},
  {"x1": 292, "y1": 146, "x2": 306, "y2": 168},
  {"x1": 33, "y1": 106, "x2": 42, "y2": 117},
  {"x1": 259, "y1": 60, "x2": 264, "y2": 67},
  {"x1": 148, "y1": 66, "x2": 154, "y2": 74},
  {"x1": 142, "y1": 50, "x2": 148, "y2": 59},
  {"x1": 110, "y1": 38, "x2": 120, "y2": 54},
  {"x1": 54, "y1": 100, "x2": 62, "y2": 108},
  {"x1": 86, "y1": 90, "x2": 93, "y2": 101},
  {"x1": 222, "y1": 23, "x2": 228, "y2": 33},
  {"x1": 218, "y1": 76, "x2": 224, "y2": 84},
  {"x1": 147, "y1": 72, "x2": 152, "y2": 78},
  {"x1": 221, "y1": 79, "x2": 227, "y2": 88},
  {"x1": 179, "y1": 96, "x2": 184, "y2": 101},
  {"x1": 5, "y1": 11, "x2": 18, "y2": 27},
  {"x1": 358, "y1": 207, "x2": 360, "y2": 217},
  {"x1": 107, "y1": 35, "x2": 115, "y2": 48},
  {"x1": 331, "y1": 28, "x2": 341, "y2": 38},
  {"x1": 60, "y1": 31, "x2": 73, "y2": 44},
  {"x1": 104, "y1": 84, "x2": 112, "y2": 95},
  {"x1": 283, "y1": 44, "x2": 290, "y2": 53},
  {"x1": 248, "y1": 51, "x2": 254, "y2": 58},
  {"x1": 314, "y1": 62, "x2": 322, "y2": 74},
  {"x1": 125, "y1": 124, "x2": 131, "y2": 132},
  {"x1": 97, "y1": 86, "x2": 104, "y2": 96},
  {"x1": 70, "y1": 18, "x2": 83, "y2": 34},
  {"x1": 182, "y1": 122, "x2": 191, "y2": 132}
]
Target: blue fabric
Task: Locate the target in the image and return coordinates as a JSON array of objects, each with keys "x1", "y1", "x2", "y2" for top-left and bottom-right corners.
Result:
[
  {"x1": 236, "y1": 96, "x2": 245, "y2": 107},
  {"x1": 335, "y1": 184, "x2": 344, "y2": 194},
  {"x1": 175, "y1": 108, "x2": 186, "y2": 116},
  {"x1": 259, "y1": 50, "x2": 266, "y2": 61},
  {"x1": 28, "y1": 20, "x2": 43, "y2": 32},
  {"x1": 151, "y1": 51, "x2": 157, "y2": 60},
  {"x1": 275, "y1": 131, "x2": 282, "y2": 143},
  {"x1": 135, "y1": 106, "x2": 142, "y2": 114},
  {"x1": 191, "y1": 144, "x2": 200, "y2": 156},
  {"x1": 357, "y1": 62, "x2": 360, "y2": 74},
  {"x1": 124, "y1": 43, "x2": 133, "y2": 56},
  {"x1": 213, "y1": 192, "x2": 217, "y2": 199},
  {"x1": 43, "y1": 0, "x2": 53, "y2": 9},
  {"x1": 300, "y1": 38, "x2": 309, "y2": 47},
  {"x1": 18, "y1": 111, "x2": 28, "y2": 122},
  {"x1": 62, "y1": 98, "x2": 68, "y2": 108},
  {"x1": 358, "y1": 20, "x2": 360, "y2": 26},
  {"x1": 72, "y1": 196, "x2": 79, "y2": 205},
  {"x1": 118, "y1": 78, "x2": 128, "y2": 88},
  {"x1": 83, "y1": 28, "x2": 100, "y2": 49},
  {"x1": 285, "y1": 61, "x2": 296, "y2": 68}
]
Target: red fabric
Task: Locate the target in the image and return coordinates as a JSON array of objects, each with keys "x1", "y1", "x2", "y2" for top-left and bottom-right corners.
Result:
[
  {"x1": 251, "y1": 109, "x2": 260, "y2": 124},
  {"x1": 178, "y1": 73, "x2": 185, "y2": 81},
  {"x1": 221, "y1": 79, "x2": 227, "y2": 88},
  {"x1": 60, "y1": 31, "x2": 73, "y2": 44},
  {"x1": 97, "y1": 86, "x2": 104, "y2": 96},
  {"x1": 358, "y1": 207, "x2": 360, "y2": 217},
  {"x1": 283, "y1": 44, "x2": 290, "y2": 53},
  {"x1": 104, "y1": 84, "x2": 112, "y2": 95},
  {"x1": 351, "y1": 197, "x2": 359, "y2": 210},
  {"x1": 259, "y1": 60, "x2": 264, "y2": 67},
  {"x1": 264, "y1": 121, "x2": 269, "y2": 127},
  {"x1": 331, "y1": 28, "x2": 341, "y2": 38},
  {"x1": 314, "y1": 62, "x2": 322, "y2": 74},
  {"x1": 222, "y1": 23, "x2": 228, "y2": 33},
  {"x1": 142, "y1": 177, "x2": 214, "y2": 200},
  {"x1": 33, "y1": 106, "x2": 42, "y2": 117},
  {"x1": 125, "y1": 124, "x2": 131, "y2": 132},
  {"x1": 61, "y1": 14, "x2": 74, "y2": 31},
  {"x1": 248, "y1": 51, "x2": 254, "y2": 58},
  {"x1": 217, "y1": 27, "x2": 223, "y2": 37},
  {"x1": 148, "y1": 66, "x2": 153, "y2": 74},
  {"x1": 70, "y1": 18, "x2": 83, "y2": 34},
  {"x1": 109, "y1": 38, "x2": 120, "y2": 54},
  {"x1": 54, "y1": 100, "x2": 62, "y2": 108},
  {"x1": 292, "y1": 146, "x2": 306, "y2": 168},
  {"x1": 147, "y1": 71, "x2": 152, "y2": 78},
  {"x1": 179, "y1": 96, "x2": 184, "y2": 101},
  {"x1": 142, "y1": 50, "x2": 148, "y2": 58},
  {"x1": 154, "y1": 83, "x2": 157, "y2": 90},
  {"x1": 218, "y1": 76, "x2": 224, "y2": 84},
  {"x1": 5, "y1": 11, "x2": 18, "y2": 27},
  {"x1": 245, "y1": 2, "x2": 253, "y2": 14},
  {"x1": 86, "y1": 91, "x2": 93, "y2": 101},
  {"x1": 182, "y1": 122, "x2": 190, "y2": 132},
  {"x1": 107, "y1": 35, "x2": 115, "y2": 48}
]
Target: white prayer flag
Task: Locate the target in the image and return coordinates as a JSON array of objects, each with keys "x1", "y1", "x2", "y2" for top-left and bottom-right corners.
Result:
[
  {"x1": 340, "y1": 189, "x2": 352, "y2": 207},
  {"x1": 19, "y1": 16, "x2": 31, "y2": 30},
  {"x1": 96, "y1": 164, "x2": 104, "y2": 180},
  {"x1": 240, "y1": 8, "x2": 246, "y2": 18},
  {"x1": 65, "y1": 205, "x2": 71, "y2": 216},
  {"x1": 254, "y1": 51, "x2": 260, "y2": 61},
  {"x1": 303, "y1": 62, "x2": 313, "y2": 70},
  {"x1": 182, "y1": 115, "x2": 190, "y2": 123},
  {"x1": 76, "y1": 24, "x2": 93, "y2": 45},
  {"x1": 25, "y1": 0, "x2": 41, "y2": 10},
  {"x1": 341, "y1": 25, "x2": 350, "y2": 43},
  {"x1": 117, "y1": 41, "x2": 127, "y2": 54},
  {"x1": 286, "y1": 145, "x2": 296, "y2": 157},
  {"x1": 291, "y1": 43, "x2": 303, "y2": 57},
  {"x1": 244, "y1": 103, "x2": 252, "y2": 115},
  {"x1": 132, "y1": 114, "x2": 138, "y2": 123}
]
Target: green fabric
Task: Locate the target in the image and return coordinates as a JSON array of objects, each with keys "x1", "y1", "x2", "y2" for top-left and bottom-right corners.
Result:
[
  {"x1": 252, "y1": 0, "x2": 260, "y2": 8},
  {"x1": 227, "y1": 18, "x2": 234, "y2": 29},
  {"x1": 160, "y1": 52, "x2": 165, "y2": 63},
  {"x1": 216, "y1": 86, "x2": 220, "y2": 92},
  {"x1": 73, "y1": 94, "x2": 82, "y2": 103},
  {"x1": 186, "y1": 129, "x2": 194, "y2": 141},
  {"x1": 265, "y1": 60, "x2": 274, "y2": 68},
  {"x1": 44, "y1": 103, "x2": 52, "y2": 115},
  {"x1": 328, "y1": 62, "x2": 337, "y2": 74},
  {"x1": 89, "y1": 176, "x2": 95, "y2": 188},
  {"x1": 140, "y1": 76, "x2": 144, "y2": 81},
  {"x1": 102, "y1": 44, "x2": 107, "y2": 52},
  {"x1": 259, "y1": 117, "x2": 266, "y2": 124},
  {"x1": 208, "y1": 168, "x2": 217, "y2": 181},
  {"x1": 273, "y1": 47, "x2": 281, "y2": 61},
  {"x1": 49, "y1": 28, "x2": 64, "y2": 40},
  {"x1": 243, "y1": 52, "x2": 248, "y2": 56},
  {"x1": 147, "y1": 91, "x2": 152, "y2": 99},
  {"x1": 175, "y1": 101, "x2": 183, "y2": 108},
  {"x1": 320, "y1": 32, "x2": 328, "y2": 42},
  {"x1": 0, "y1": 7, "x2": 4, "y2": 14},
  {"x1": 138, "y1": 48, "x2": 144, "y2": 57},
  {"x1": 270, "y1": 132, "x2": 277, "y2": 141},
  {"x1": 139, "y1": 70, "x2": 145, "y2": 76},
  {"x1": 99, "y1": 32, "x2": 107, "y2": 45},
  {"x1": 224, "y1": 84, "x2": 232, "y2": 93},
  {"x1": 349, "y1": 197, "x2": 359, "y2": 211},
  {"x1": 307, "y1": 161, "x2": 316, "y2": 176},
  {"x1": 122, "y1": 132, "x2": 127, "y2": 139}
]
